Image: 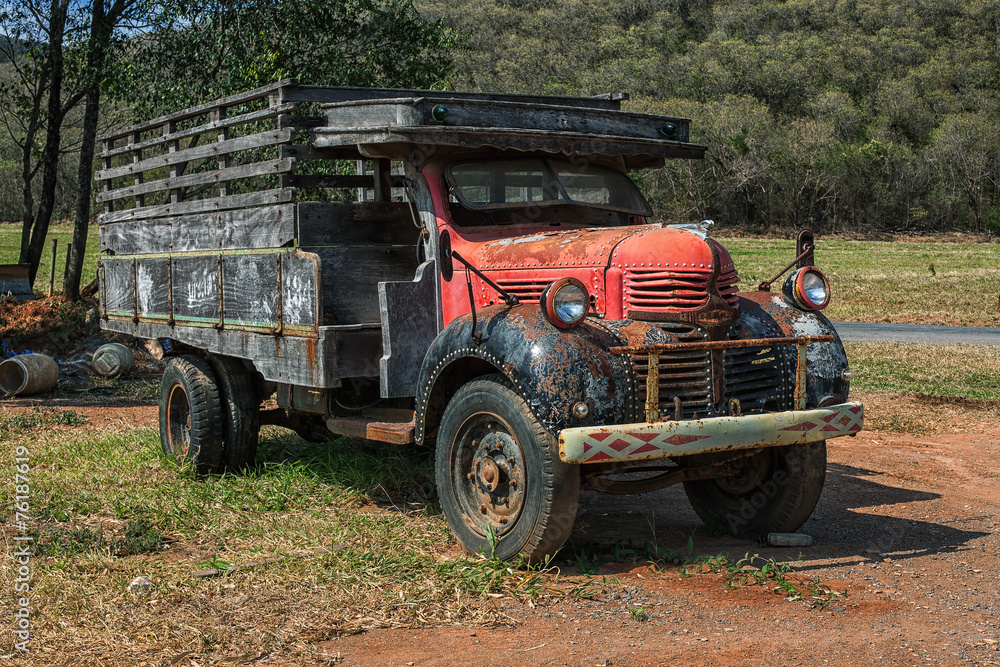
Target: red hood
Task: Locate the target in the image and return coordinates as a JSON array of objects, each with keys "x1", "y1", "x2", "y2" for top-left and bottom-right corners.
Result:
[
  {"x1": 468, "y1": 224, "x2": 721, "y2": 272},
  {"x1": 441, "y1": 224, "x2": 737, "y2": 324}
]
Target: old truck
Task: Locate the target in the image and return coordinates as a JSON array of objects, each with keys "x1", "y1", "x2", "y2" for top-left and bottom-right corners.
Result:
[{"x1": 97, "y1": 80, "x2": 862, "y2": 560}]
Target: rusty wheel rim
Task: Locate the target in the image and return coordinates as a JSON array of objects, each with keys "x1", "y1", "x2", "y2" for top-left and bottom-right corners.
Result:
[
  {"x1": 715, "y1": 448, "x2": 770, "y2": 495},
  {"x1": 165, "y1": 383, "x2": 193, "y2": 460},
  {"x1": 451, "y1": 412, "x2": 526, "y2": 538}
]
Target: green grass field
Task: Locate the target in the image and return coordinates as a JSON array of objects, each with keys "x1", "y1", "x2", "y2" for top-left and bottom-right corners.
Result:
[
  {"x1": 719, "y1": 236, "x2": 1000, "y2": 327},
  {"x1": 0, "y1": 222, "x2": 101, "y2": 294}
]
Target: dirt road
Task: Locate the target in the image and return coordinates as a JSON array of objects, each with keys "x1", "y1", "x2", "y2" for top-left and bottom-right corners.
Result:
[{"x1": 324, "y1": 425, "x2": 1000, "y2": 666}]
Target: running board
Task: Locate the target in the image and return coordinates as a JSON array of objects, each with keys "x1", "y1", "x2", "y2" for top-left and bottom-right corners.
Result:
[{"x1": 325, "y1": 408, "x2": 416, "y2": 444}]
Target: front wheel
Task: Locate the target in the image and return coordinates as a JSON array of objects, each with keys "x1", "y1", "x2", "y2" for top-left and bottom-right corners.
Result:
[
  {"x1": 435, "y1": 375, "x2": 579, "y2": 562},
  {"x1": 683, "y1": 441, "x2": 827, "y2": 540}
]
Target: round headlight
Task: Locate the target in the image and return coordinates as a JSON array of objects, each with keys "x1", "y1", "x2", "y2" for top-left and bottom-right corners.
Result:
[
  {"x1": 541, "y1": 278, "x2": 590, "y2": 329},
  {"x1": 783, "y1": 266, "x2": 831, "y2": 310}
]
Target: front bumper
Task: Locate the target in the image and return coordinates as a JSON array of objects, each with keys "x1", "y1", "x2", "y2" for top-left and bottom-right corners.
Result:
[{"x1": 558, "y1": 401, "x2": 863, "y2": 464}]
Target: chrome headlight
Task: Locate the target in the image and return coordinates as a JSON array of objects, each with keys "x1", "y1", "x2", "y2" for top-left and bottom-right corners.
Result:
[
  {"x1": 783, "y1": 266, "x2": 831, "y2": 310},
  {"x1": 541, "y1": 278, "x2": 590, "y2": 329}
]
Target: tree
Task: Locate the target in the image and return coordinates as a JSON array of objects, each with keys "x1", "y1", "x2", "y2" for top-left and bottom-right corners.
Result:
[
  {"x1": 114, "y1": 0, "x2": 458, "y2": 119},
  {"x1": 65, "y1": 0, "x2": 154, "y2": 302},
  {"x1": 0, "y1": 0, "x2": 87, "y2": 285},
  {"x1": 928, "y1": 113, "x2": 1000, "y2": 233}
]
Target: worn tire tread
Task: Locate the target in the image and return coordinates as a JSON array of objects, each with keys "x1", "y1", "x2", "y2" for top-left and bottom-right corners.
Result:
[
  {"x1": 684, "y1": 441, "x2": 827, "y2": 539},
  {"x1": 436, "y1": 374, "x2": 579, "y2": 562},
  {"x1": 209, "y1": 355, "x2": 260, "y2": 473}
]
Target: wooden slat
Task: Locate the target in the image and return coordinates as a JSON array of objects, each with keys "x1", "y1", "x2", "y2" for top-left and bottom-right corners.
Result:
[
  {"x1": 98, "y1": 188, "x2": 296, "y2": 224},
  {"x1": 101, "y1": 319, "x2": 341, "y2": 387},
  {"x1": 279, "y1": 144, "x2": 364, "y2": 161},
  {"x1": 278, "y1": 114, "x2": 325, "y2": 130},
  {"x1": 280, "y1": 174, "x2": 373, "y2": 189},
  {"x1": 101, "y1": 258, "x2": 135, "y2": 315},
  {"x1": 98, "y1": 158, "x2": 295, "y2": 203},
  {"x1": 99, "y1": 78, "x2": 297, "y2": 143},
  {"x1": 100, "y1": 103, "x2": 297, "y2": 159},
  {"x1": 96, "y1": 129, "x2": 294, "y2": 181},
  {"x1": 100, "y1": 204, "x2": 297, "y2": 255},
  {"x1": 222, "y1": 254, "x2": 280, "y2": 328}
]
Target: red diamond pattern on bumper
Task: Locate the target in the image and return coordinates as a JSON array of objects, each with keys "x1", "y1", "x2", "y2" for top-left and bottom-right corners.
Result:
[{"x1": 559, "y1": 402, "x2": 863, "y2": 464}]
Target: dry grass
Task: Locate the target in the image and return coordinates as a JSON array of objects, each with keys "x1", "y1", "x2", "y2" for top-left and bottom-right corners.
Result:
[
  {"x1": 846, "y1": 341, "x2": 1000, "y2": 434},
  {"x1": 0, "y1": 419, "x2": 579, "y2": 666}
]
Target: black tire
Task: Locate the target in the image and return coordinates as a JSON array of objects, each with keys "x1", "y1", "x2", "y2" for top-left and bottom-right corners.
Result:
[
  {"x1": 435, "y1": 375, "x2": 580, "y2": 562},
  {"x1": 159, "y1": 356, "x2": 223, "y2": 474},
  {"x1": 209, "y1": 355, "x2": 260, "y2": 473},
  {"x1": 683, "y1": 441, "x2": 827, "y2": 540}
]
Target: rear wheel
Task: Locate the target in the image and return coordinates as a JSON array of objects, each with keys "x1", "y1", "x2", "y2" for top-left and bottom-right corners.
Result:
[
  {"x1": 159, "y1": 356, "x2": 223, "y2": 474},
  {"x1": 209, "y1": 355, "x2": 260, "y2": 473},
  {"x1": 683, "y1": 441, "x2": 827, "y2": 539},
  {"x1": 435, "y1": 375, "x2": 579, "y2": 562}
]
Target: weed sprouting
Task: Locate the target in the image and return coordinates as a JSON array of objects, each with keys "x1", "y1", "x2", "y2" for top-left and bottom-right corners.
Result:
[
  {"x1": 0, "y1": 406, "x2": 86, "y2": 433},
  {"x1": 629, "y1": 606, "x2": 650, "y2": 622},
  {"x1": 110, "y1": 519, "x2": 162, "y2": 556}
]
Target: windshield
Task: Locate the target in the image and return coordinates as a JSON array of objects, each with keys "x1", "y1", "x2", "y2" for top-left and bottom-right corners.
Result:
[{"x1": 446, "y1": 158, "x2": 652, "y2": 216}]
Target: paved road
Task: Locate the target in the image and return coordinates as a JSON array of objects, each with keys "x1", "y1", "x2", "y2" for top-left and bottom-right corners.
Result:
[{"x1": 832, "y1": 321, "x2": 1000, "y2": 346}]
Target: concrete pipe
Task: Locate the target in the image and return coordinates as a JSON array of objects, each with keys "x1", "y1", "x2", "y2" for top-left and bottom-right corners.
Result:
[{"x1": 0, "y1": 353, "x2": 60, "y2": 396}]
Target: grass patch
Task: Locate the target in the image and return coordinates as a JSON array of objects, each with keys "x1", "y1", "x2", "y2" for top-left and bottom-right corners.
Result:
[
  {"x1": 677, "y1": 552, "x2": 845, "y2": 609},
  {"x1": 0, "y1": 406, "x2": 87, "y2": 436},
  {"x1": 6, "y1": 425, "x2": 590, "y2": 664},
  {"x1": 846, "y1": 342, "x2": 1000, "y2": 401},
  {"x1": 844, "y1": 342, "x2": 1000, "y2": 433},
  {"x1": 720, "y1": 236, "x2": 1000, "y2": 326},
  {"x1": 0, "y1": 221, "x2": 101, "y2": 296}
]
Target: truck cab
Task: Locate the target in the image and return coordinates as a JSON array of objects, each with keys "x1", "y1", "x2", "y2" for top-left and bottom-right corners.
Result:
[{"x1": 97, "y1": 80, "x2": 861, "y2": 561}]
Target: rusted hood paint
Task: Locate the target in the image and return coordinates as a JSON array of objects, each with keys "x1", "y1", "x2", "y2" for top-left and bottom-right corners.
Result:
[{"x1": 467, "y1": 224, "x2": 715, "y2": 271}]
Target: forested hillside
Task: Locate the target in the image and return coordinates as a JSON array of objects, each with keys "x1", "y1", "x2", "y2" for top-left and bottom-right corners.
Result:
[{"x1": 419, "y1": 0, "x2": 1000, "y2": 233}]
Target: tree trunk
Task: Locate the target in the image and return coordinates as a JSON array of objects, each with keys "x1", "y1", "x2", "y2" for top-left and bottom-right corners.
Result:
[
  {"x1": 18, "y1": 111, "x2": 40, "y2": 264},
  {"x1": 24, "y1": 0, "x2": 71, "y2": 288},
  {"x1": 65, "y1": 0, "x2": 112, "y2": 302}
]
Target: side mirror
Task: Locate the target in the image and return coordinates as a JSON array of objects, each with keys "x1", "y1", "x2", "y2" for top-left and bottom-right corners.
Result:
[{"x1": 439, "y1": 229, "x2": 453, "y2": 282}]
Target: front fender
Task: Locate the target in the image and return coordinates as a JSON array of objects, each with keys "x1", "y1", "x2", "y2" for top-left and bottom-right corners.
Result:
[
  {"x1": 738, "y1": 291, "x2": 851, "y2": 407},
  {"x1": 416, "y1": 305, "x2": 671, "y2": 444}
]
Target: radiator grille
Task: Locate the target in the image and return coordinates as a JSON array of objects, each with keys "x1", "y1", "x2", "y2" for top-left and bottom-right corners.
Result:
[
  {"x1": 632, "y1": 324, "x2": 792, "y2": 419},
  {"x1": 624, "y1": 268, "x2": 711, "y2": 312},
  {"x1": 492, "y1": 278, "x2": 549, "y2": 303},
  {"x1": 631, "y1": 323, "x2": 712, "y2": 418},
  {"x1": 723, "y1": 339, "x2": 791, "y2": 413},
  {"x1": 717, "y1": 265, "x2": 741, "y2": 309}
]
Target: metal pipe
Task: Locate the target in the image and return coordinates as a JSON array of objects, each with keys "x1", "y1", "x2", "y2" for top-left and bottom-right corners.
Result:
[
  {"x1": 795, "y1": 341, "x2": 808, "y2": 410},
  {"x1": 609, "y1": 334, "x2": 833, "y2": 355},
  {"x1": 48, "y1": 239, "x2": 57, "y2": 296},
  {"x1": 645, "y1": 350, "x2": 660, "y2": 422}
]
